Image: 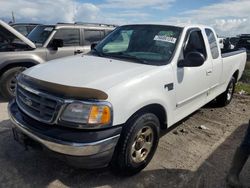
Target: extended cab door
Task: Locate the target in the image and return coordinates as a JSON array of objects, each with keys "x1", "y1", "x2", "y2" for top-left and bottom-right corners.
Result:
[
  {"x1": 204, "y1": 28, "x2": 223, "y2": 101},
  {"x1": 174, "y1": 28, "x2": 212, "y2": 121},
  {"x1": 46, "y1": 28, "x2": 81, "y2": 60}
]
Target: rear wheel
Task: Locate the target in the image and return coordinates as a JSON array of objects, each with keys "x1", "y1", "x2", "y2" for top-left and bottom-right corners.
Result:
[
  {"x1": 111, "y1": 113, "x2": 160, "y2": 176},
  {"x1": 0, "y1": 67, "x2": 26, "y2": 100},
  {"x1": 216, "y1": 77, "x2": 236, "y2": 106}
]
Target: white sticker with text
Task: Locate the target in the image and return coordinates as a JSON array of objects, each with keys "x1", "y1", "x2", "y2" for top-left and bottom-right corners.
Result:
[{"x1": 154, "y1": 35, "x2": 177, "y2": 44}]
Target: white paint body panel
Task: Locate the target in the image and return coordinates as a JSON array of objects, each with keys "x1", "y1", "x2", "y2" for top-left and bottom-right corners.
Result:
[{"x1": 23, "y1": 25, "x2": 247, "y2": 127}]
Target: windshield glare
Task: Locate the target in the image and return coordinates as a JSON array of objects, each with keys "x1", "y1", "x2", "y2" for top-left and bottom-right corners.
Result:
[
  {"x1": 95, "y1": 25, "x2": 182, "y2": 65},
  {"x1": 27, "y1": 25, "x2": 54, "y2": 46}
]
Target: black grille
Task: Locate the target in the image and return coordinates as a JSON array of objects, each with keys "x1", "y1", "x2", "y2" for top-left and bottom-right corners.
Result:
[{"x1": 16, "y1": 84, "x2": 59, "y2": 123}]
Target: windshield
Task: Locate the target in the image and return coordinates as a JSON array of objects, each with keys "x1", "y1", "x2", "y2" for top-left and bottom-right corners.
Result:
[
  {"x1": 27, "y1": 25, "x2": 54, "y2": 46},
  {"x1": 12, "y1": 25, "x2": 37, "y2": 36},
  {"x1": 94, "y1": 25, "x2": 182, "y2": 65}
]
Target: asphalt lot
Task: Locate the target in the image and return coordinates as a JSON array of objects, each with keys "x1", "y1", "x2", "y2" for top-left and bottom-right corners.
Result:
[{"x1": 0, "y1": 95, "x2": 250, "y2": 188}]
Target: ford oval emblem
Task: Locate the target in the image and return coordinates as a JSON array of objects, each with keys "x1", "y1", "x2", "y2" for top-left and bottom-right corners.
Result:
[{"x1": 24, "y1": 97, "x2": 32, "y2": 106}]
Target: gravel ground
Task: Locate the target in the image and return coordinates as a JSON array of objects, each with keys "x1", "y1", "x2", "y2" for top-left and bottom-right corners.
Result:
[{"x1": 0, "y1": 95, "x2": 249, "y2": 188}]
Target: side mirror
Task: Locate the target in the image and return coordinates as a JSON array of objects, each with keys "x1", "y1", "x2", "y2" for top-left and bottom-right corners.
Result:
[
  {"x1": 178, "y1": 51, "x2": 205, "y2": 67},
  {"x1": 51, "y1": 39, "x2": 63, "y2": 50},
  {"x1": 91, "y1": 42, "x2": 98, "y2": 50}
]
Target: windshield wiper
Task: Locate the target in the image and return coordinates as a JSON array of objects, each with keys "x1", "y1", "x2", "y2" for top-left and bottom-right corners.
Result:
[{"x1": 106, "y1": 52, "x2": 149, "y2": 64}]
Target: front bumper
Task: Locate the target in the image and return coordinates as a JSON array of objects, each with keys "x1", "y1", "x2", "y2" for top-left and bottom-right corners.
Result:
[{"x1": 8, "y1": 100, "x2": 121, "y2": 168}]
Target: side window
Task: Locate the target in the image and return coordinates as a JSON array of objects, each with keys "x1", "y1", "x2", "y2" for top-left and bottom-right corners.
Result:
[
  {"x1": 184, "y1": 30, "x2": 207, "y2": 59},
  {"x1": 52, "y1": 29, "x2": 80, "y2": 47},
  {"x1": 84, "y1": 30, "x2": 102, "y2": 45},
  {"x1": 205, "y1": 29, "x2": 219, "y2": 59}
]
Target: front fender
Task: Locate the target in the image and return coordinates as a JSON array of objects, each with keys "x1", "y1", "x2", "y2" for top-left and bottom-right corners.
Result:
[
  {"x1": 0, "y1": 52, "x2": 45, "y2": 71},
  {"x1": 107, "y1": 66, "x2": 176, "y2": 127}
]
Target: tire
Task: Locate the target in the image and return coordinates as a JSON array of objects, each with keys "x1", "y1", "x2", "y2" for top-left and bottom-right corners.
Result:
[
  {"x1": 216, "y1": 77, "x2": 236, "y2": 107},
  {"x1": 111, "y1": 113, "x2": 160, "y2": 176},
  {"x1": 0, "y1": 67, "x2": 26, "y2": 100}
]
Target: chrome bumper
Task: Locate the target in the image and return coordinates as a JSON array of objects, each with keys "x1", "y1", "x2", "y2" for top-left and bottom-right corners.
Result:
[{"x1": 8, "y1": 101, "x2": 120, "y2": 157}]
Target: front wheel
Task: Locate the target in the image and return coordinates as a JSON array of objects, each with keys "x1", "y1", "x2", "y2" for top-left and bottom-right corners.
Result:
[
  {"x1": 216, "y1": 77, "x2": 236, "y2": 107},
  {"x1": 0, "y1": 67, "x2": 26, "y2": 100},
  {"x1": 111, "y1": 113, "x2": 160, "y2": 176}
]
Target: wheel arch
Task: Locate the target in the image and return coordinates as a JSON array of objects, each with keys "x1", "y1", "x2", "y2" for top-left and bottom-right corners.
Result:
[
  {"x1": 0, "y1": 61, "x2": 38, "y2": 77},
  {"x1": 124, "y1": 103, "x2": 168, "y2": 130},
  {"x1": 232, "y1": 69, "x2": 239, "y2": 82}
]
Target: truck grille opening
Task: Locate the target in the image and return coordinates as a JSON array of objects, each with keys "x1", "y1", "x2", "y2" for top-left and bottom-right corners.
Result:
[{"x1": 16, "y1": 84, "x2": 60, "y2": 123}]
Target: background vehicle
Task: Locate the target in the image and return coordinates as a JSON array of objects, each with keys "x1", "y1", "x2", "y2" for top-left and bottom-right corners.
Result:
[
  {"x1": 235, "y1": 34, "x2": 250, "y2": 60},
  {"x1": 9, "y1": 24, "x2": 246, "y2": 175},
  {"x1": 10, "y1": 23, "x2": 40, "y2": 36},
  {"x1": 229, "y1": 36, "x2": 240, "y2": 47},
  {"x1": 218, "y1": 37, "x2": 225, "y2": 49},
  {"x1": 0, "y1": 20, "x2": 116, "y2": 99}
]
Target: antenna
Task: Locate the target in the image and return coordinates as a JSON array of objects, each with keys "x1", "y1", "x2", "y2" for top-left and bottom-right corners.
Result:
[{"x1": 12, "y1": 11, "x2": 15, "y2": 23}]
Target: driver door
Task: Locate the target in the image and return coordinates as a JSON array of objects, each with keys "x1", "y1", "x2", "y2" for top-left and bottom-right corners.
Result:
[{"x1": 174, "y1": 28, "x2": 212, "y2": 122}]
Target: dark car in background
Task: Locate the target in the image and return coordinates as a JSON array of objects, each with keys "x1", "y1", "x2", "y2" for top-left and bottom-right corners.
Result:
[
  {"x1": 229, "y1": 37, "x2": 240, "y2": 47},
  {"x1": 236, "y1": 34, "x2": 250, "y2": 60},
  {"x1": 9, "y1": 23, "x2": 40, "y2": 36}
]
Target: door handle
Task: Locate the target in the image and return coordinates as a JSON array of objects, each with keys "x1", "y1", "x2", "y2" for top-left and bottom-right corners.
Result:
[
  {"x1": 74, "y1": 50, "x2": 83, "y2": 55},
  {"x1": 206, "y1": 69, "x2": 212, "y2": 76}
]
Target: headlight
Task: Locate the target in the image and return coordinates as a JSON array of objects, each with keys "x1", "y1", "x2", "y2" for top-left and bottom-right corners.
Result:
[{"x1": 60, "y1": 102, "x2": 112, "y2": 128}]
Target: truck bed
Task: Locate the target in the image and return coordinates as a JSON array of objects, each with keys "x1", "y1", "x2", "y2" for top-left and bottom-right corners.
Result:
[
  {"x1": 221, "y1": 48, "x2": 246, "y2": 84},
  {"x1": 221, "y1": 48, "x2": 246, "y2": 58}
]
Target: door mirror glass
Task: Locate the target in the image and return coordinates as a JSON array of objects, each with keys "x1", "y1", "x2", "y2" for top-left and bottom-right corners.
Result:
[
  {"x1": 178, "y1": 51, "x2": 205, "y2": 67},
  {"x1": 50, "y1": 39, "x2": 63, "y2": 50}
]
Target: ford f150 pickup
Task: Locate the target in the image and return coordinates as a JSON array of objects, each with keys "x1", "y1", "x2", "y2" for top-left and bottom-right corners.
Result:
[
  {"x1": 9, "y1": 24, "x2": 246, "y2": 175},
  {"x1": 0, "y1": 20, "x2": 115, "y2": 100}
]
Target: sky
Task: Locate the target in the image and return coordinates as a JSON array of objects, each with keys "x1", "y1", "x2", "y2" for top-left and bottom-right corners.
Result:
[{"x1": 0, "y1": 0, "x2": 249, "y2": 36}]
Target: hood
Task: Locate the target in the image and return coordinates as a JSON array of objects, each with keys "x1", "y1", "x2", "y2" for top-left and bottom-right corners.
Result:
[
  {"x1": 23, "y1": 55, "x2": 156, "y2": 92},
  {"x1": 0, "y1": 20, "x2": 36, "y2": 49}
]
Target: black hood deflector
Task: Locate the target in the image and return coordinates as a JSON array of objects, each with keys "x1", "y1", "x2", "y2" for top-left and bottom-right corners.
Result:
[{"x1": 18, "y1": 74, "x2": 108, "y2": 100}]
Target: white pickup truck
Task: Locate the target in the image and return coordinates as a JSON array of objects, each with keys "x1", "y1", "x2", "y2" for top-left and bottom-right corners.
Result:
[{"x1": 9, "y1": 24, "x2": 246, "y2": 175}]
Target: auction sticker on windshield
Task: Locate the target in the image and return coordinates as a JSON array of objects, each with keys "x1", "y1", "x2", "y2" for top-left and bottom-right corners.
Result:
[{"x1": 154, "y1": 35, "x2": 177, "y2": 44}]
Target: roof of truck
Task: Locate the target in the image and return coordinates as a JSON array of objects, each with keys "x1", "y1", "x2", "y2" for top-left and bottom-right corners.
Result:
[
  {"x1": 117, "y1": 23, "x2": 213, "y2": 30},
  {"x1": 10, "y1": 23, "x2": 40, "y2": 26},
  {"x1": 167, "y1": 23, "x2": 214, "y2": 30},
  {"x1": 55, "y1": 22, "x2": 117, "y2": 30}
]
